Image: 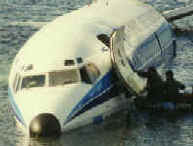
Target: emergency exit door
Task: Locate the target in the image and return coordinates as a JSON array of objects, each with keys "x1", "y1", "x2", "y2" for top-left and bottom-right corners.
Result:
[{"x1": 110, "y1": 26, "x2": 146, "y2": 95}]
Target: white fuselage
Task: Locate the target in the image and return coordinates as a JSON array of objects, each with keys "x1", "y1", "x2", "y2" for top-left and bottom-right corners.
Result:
[{"x1": 8, "y1": 0, "x2": 173, "y2": 135}]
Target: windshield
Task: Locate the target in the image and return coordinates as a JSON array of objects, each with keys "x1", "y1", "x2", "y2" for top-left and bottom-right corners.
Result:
[
  {"x1": 49, "y1": 69, "x2": 80, "y2": 86},
  {"x1": 21, "y1": 75, "x2": 45, "y2": 89}
]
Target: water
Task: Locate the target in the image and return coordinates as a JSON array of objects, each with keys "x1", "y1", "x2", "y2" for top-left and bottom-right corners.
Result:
[{"x1": 1, "y1": 0, "x2": 193, "y2": 145}]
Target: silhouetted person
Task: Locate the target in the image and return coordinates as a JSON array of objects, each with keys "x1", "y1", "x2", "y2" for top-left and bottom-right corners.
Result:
[
  {"x1": 137, "y1": 67, "x2": 165, "y2": 104},
  {"x1": 163, "y1": 70, "x2": 185, "y2": 102}
]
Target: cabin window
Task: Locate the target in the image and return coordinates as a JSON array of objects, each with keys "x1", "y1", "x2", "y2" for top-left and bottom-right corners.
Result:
[
  {"x1": 76, "y1": 57, "x2": 83, "y2": 64},
  {"x1": 21, "y1": 75, "x2": 45, "y2": 89},
  {"x1": 64, "y1": 60, "x2": 75, "y2": 66},
  {"x1": 13, "y1": 73, "x2": 22, "y2": 92},
  {"x1": 49, "y1": 69, "x2": 80, "y2": 86},
  {"x1": 80, "y1": 63, "x2": 100, "y2": 84},
  {"x1": 97, "y1": 34, "x2": 110, "y2": 47}
]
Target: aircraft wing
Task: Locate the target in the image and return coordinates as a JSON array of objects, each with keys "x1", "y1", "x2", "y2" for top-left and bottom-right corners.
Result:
[
  {"x1": 162, "y1": 4, "x2": 193, "y2": 33},
  {"x1": 162, "y1": 4, "x2": 193, "y2": 22}
]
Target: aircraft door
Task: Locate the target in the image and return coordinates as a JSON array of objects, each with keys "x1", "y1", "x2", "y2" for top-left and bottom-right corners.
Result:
[{"x1": 110, "y1": 26, "x2": 146, "y2": 95}]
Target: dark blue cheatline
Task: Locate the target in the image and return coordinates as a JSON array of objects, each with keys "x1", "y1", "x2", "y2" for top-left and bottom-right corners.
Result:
[
  {"x1": 65, "y1": 70, "x2": 119, "y2": 124},
  {"x1": 8, "y1": 87, "x2": 26, "y2": 127}
]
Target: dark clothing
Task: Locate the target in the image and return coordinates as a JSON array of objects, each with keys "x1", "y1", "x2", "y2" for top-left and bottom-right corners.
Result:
[
  {"x1": 137, "y1": 70, "x2": 165, "y2": 103},
  {"x1": 163, "y1": 78, "x2": 185, "y2": 101}
]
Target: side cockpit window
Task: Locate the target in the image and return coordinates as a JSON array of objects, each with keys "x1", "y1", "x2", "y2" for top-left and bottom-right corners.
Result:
[
  {"x1": 16, "y1": 76, "x2": 21, "y2": 92},
  {"x1": 80, "y1": 63, "x2": 100, "y2": 84},
  {"x1": 13, "y1": 74, "x2": 18, "y2": 92},
  {"x1": 12, "y1": 73, "x2": 22, "y2": 92},
  {"x1": 21, "y1": 75, "x2": 45, "y2": 89},
  {"x1": 97, "y1": 34, "x2": 110, "y2": 48}
]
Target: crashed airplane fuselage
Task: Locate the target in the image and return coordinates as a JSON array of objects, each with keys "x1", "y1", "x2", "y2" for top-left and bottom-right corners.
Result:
[{"x1": 8, "y1": 0, "x2": 176, "y2": 137}]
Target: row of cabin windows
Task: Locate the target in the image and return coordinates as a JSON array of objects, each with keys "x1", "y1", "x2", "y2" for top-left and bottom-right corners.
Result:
[{"x1": 12, "y1": 63, "x2": 100, "y2": 92}]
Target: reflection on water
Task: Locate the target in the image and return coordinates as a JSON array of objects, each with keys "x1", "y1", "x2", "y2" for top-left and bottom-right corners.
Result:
[
  {"x1": 11, "y1": 109, "x2": 193, "y2": 146},
  {"x1": 15, "y1": 111, "x2": 128, "y2": 146}
]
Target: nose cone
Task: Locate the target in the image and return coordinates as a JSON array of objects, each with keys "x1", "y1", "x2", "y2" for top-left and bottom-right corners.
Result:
[{"x1": 29, "y1": 113, "x2": 61, "y2": 138}]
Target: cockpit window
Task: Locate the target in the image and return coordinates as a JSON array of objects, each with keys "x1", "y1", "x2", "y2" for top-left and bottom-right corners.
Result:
[
  {"x1": 80, "y1": 63, "x2": 100, "y2": 84},
  {"x1": 49, "y1": 69, "x2": 80, "y2": 86},
  {"x1": 21, "y1": 75, "x2": 45, "y2": 89}
]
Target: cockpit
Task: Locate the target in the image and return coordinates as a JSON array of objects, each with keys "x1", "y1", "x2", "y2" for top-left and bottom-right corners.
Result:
[{"x1": 12, "y1": 63, "x2": 101, "y2": 92}]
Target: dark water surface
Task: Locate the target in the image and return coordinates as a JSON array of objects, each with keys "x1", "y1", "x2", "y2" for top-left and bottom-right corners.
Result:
[{"x1": 1, "y1": 0, "x2": 193, "y2": 145}]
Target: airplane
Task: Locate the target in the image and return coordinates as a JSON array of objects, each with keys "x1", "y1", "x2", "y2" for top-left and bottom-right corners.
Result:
[{"x1": 8, "y1": 0, "x2": 193, "y2": 137}]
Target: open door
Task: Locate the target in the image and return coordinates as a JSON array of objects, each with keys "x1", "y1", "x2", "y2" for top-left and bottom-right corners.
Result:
[{"x1": 110, "y1": 26, "x2": 146, "y2": 95}]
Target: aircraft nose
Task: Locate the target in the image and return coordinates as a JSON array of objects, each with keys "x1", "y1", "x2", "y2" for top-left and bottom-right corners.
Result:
[{"x1": 29, "y1": 113, "x2": 61, "y2": 138}]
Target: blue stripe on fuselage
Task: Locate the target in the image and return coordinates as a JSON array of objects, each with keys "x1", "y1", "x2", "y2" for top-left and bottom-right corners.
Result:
[
  {"x1": 65, "y1": 70, "x2": 118, "y2": 124},
  {"x1": 71, "y1": 84, "x2": 119, "y2": 121},
  {"x1": 8, "y1": 88, "x2": 26, "y2": 127}
]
